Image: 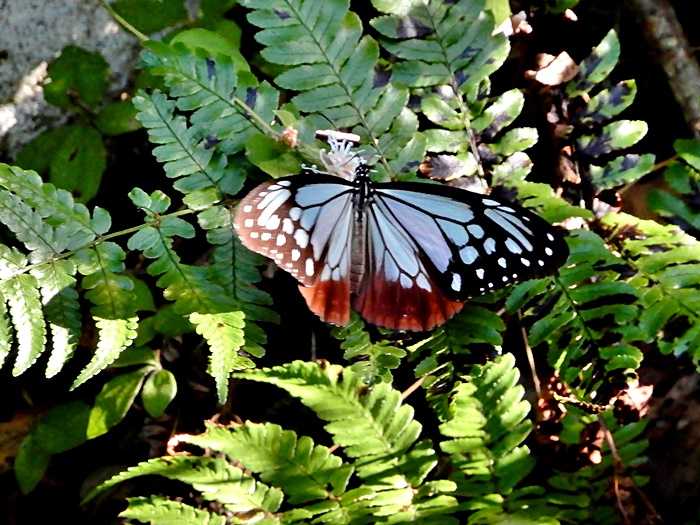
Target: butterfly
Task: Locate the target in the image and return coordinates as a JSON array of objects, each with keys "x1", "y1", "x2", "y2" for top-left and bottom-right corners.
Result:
[{"x1": 233, "y1": 162, "x2": 568, "y2": 331}]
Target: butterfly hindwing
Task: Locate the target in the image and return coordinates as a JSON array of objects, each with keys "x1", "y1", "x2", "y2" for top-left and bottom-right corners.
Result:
[
  {"x1": 370, "y1": 182, "x2": 569, "y2": 300},
  {"x1": 353, "y1": 202, "x2": 464, "y2": 331}
]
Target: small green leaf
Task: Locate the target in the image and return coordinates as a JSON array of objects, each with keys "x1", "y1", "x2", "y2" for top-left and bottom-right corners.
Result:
[
  {"x1": 87, "y1": 368, "x2": 150, "y2": 439},
  {"x1": 589, "y1": 153, "x2": 655, "y2": 191},
  {"x1": 14, "y1": 127, "x2": 72, "y2": 174},
  {"x1": 112, "y1": 346, "x2": 159, "y2": 368},
  {"x1": 96, "y1": 101, "x2": 141, "y2": 136},
  {"x1": 33, "y1": 401, "x2": 90, "y2": 454},
  {"x1": 578, "y1": 80, "x2": 637, "y2": 125},
  {"x1": 15, "y1": 435, "x2": 51, "y2": 494},
  {"x1": 674, "y1": 138, "x2": 700, "y2": 171},
  {"x1": 44, "y1": 45, "x2": 109, "y2": 108},
  {"x1": 578, "y1": 120, "x2": 648, "y2": 158},
  {"x1": 142, "y1": 369, "x2": 178, "y2": 418},
  {"x1": 112, "y1": 0, "x2": 187, "y2": 34},
  {"x1": 245, "y1": 133, "x2": 301, "y2": 178},
  {"x1": 49, "y1": 125, "x2": 106, "y2": 202},
  {"x1": 171, "y1": 28, "x2": 250, "y2": 73},
  {"x1": 567, "y1": 29, "x2": 620, "y2": 96}
]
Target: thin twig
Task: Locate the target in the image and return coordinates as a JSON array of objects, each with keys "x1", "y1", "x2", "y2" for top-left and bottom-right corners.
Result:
[
  {"x1": 401, "y1": 376, "x2": 426, "y2": 401},
  {"x1": 516, "y1": 311, "x2": 541, "y2": 398},
  {"x1": 598, "y1": 415, "x2": 663, "y2": 525},
  {"x1": 99, "y1": 0, "x2": 148, "y2": 41}
]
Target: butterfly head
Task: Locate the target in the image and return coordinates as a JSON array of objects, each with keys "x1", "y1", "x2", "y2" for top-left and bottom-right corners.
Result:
[{"x1": 353, "y1": 162, "x2": 371, "y2": 181}]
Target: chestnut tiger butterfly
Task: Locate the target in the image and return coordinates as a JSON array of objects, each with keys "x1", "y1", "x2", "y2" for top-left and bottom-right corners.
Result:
[{"x1": 234, "y1": 138, "x2": 568, "y2": 331}]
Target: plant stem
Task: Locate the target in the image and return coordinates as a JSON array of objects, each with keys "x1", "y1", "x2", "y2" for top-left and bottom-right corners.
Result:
[
  {"x1": 14, "y1": 208, "x2": 196, "y2": 278},
  {"x1": 99, "y1": 0, "x2": 149, "y2": 42}
]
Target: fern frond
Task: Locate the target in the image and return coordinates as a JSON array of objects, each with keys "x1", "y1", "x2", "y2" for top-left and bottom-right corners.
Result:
[
  {"x1": 121, "y1": 496, "x2": 227, "y2": 525},
  {"x1": 181, "y1": 421, "x2": 353, "y2": 505},
  {"x1": 141, "y1": 42, "x2": 279, "y2": 154},
  {"x1": 190, "y1": 311, "x2": 250, "y2": 404},
  {"x1": 373, "y1": 1, "x2": 514, "y2": 181},
  {"x1": 547, "y1": 411, "x2": 648, "y2": 524},
  {"x1": 32, "y1": 261, "x2": 80, "y2": 377},
  {"x1": 0, "y1": 164, "x2": 98, "y2": 253},
  {"x1": 71, "y1": 317, "x2": 139, "y2": 390},
  {"x1": 603, "y1": 212, "x2": 700, "y2": 363},
  {"x1": 0, "y1": 245, "x2": 46, "y2": 376},
  {"x1": 242, "y1": 0, "x2": 411, "y2": 173},
  {"x1": 508, "y1": 230, "x2": 642, "y2": 390},
  {"x1": 134, "y1": 91, "x2": 244, "y2": 204},
  {"x1": 331, "y1": 313, "x2": 406, "y2": 384},
  {"x1": 87, "y1": 456, "x2": 283, "y2": 518},
  {"x1": 648, "y1": 138, "x2": 700, "y2": 232},
  {"x1": 373, "y1": 0, "x2": 508, "y2": 95},
  {"x1": 236, "y1": 361, "x2": 458, "y2": 520},
  {"x1": 128, "y1": 189, "x2": 266, "y2": 402},
  {"x1": 410, "y1": 303, "x2": 505, "y2": 421},
  {"x1": 441, "y1": 353, "x2": 557, "y2": 523}
]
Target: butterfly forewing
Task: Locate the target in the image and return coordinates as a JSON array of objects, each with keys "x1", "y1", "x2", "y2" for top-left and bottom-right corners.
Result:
[
  {"x1": 233, "y1": 173, "x2": 356, "y2": 324},
  {"x1": 370, "y1": 182, "x2": 569, "y2": 300}
]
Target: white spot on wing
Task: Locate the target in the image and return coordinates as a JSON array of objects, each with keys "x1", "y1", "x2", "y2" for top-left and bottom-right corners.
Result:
[
  {"x1": 451, "y1": 273, "x2": 461, "y2": 291},
  {"x1": 276, "y1": 234, "x2": 286, "y2": 246},
  {"x1": 498, "y1": 257, "x2": 506, "y2": 268},
  {"x1": 400, "y1": 274, "x2": 413, "y2": 288},
  {"x1": 545, "y1": 247, "x2": 553, "y2": 256},
  {"x1": 243, "y1": 205, "x2": 252, "y2": 213},
  {"x1": 290, "y1": 207, "x2": 301, "y2": 221},
  {"x1": 305, "y1": 258, "x2": 315, "y2": 276},
  {"x1": 467, "y1": 224, "x2": 484, "y2": 239},
  {"x1": 484, "y1": 238, "x2": 496, "y2": 254},
  {"x1": 282, "y1": 218, "x2": 294, "y2": 234},
  {"x1": 547, "y1": 233, "x2": 554, "y2": 241},
  {"x1": 505, "y1": 238, "x2": 522, "y2": 254},
  {"x1": 460, "y1": 246, "x2": 478, "y2": 264},
  {"x1": 294, "y1": 229, "x2": 309, "y2": 248},
  {"x1": 244, "y1": 219, "x2": 254, "y2": 227},
  {"x1": 476, "y1": 268, "x2": 485, "y2": 279},
  {"x1": 520, "y1": 257, "x2": 530, "y2": 267},
  {"x1": 416, "y1": 274, "x2": 431, "y2": 291},
  {"x1": 291, "y1": 249, "x2": 301, "y2": 261},
  {"x1": 261, "y1": 232, "x2": 271, "y2": 241}
]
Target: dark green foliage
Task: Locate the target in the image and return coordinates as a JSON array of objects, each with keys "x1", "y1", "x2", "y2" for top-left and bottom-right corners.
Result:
[{"x1": 648, "y1": 138, "x2": 700, "y2": 231}]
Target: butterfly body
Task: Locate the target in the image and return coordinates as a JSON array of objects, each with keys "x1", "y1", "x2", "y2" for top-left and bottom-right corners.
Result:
[{"x1": 234, "y1": 164, "x2": 568, "y2": 331}]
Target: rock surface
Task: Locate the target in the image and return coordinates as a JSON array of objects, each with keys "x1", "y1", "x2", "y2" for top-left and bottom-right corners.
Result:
[{"x1": 0, "y1": 0, "x2": 140, "y2": 156}]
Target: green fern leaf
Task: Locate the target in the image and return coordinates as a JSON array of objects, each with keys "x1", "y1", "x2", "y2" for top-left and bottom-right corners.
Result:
[
  {"x1": 410, "y1": 303, "x2": 505, "y2": 421},
  {"x1": 373, "y1": 0, "x2": 508, "y2": 95},
  {"x1": 242, "y1": 0, "x2": 410, "y2": 172},
  {"x1": 32, "y1": 261, "x2": 81, "y2": 377},
  {"x1": 88, "y1": 456, "x2": 283, "y2": 518},
  {"x1": 441, "y1": 354, "x2": 560, "y2": 524},
  {"x1": 71, "y1": 316, "x2": 139, "y2": 389},
  {"x1": 0, "y1": 164, "x2": 97, "y2": 248},
  {"x1": 134, "y1": 91, "x2": 244, "y2": 204},
  {"x1": 4, "y1": 273, "x2": 46, "y2": 376},
  {"x1": 0, "y1": 292, "x2": 12, "y2": 368},
  {"x1": 181, "y1": 421, "x2": 353, "y2": 505},
  {"x1": 237, "y1": 361, "x2": 458, "y2": 520},
  {"x1": 603, "y1": 212, "x2": 700, "y2": 363},
  {"x1": 0, "y1": 190, "x2": 61, "y2": 262},
  {"x1": 190, "y1": 311, "x2": 250, "y2": 404},
  {"x1": 121, "y1": 496, "x2": 227, "y2": 525},
  {"x1": 508, "y1": 230, "x2": 642, "y2": 388},
  {"x1": 141, "y1": 42, "x2": 279, "y2": 154},
  {"x1": 331, "y1": 313, "x2": 406, "y2": 384}
]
